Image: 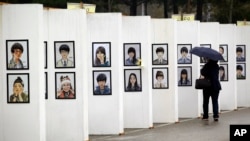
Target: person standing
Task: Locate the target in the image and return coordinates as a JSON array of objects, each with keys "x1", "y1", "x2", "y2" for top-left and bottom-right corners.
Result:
[{"x1": 200, "y1": 59, "x2": 221, "y2": 121}]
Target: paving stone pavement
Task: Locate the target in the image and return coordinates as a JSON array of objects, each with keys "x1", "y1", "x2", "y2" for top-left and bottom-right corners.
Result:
[{"x1": 90, "y1": 107, "x2": 250, "y2": 141}]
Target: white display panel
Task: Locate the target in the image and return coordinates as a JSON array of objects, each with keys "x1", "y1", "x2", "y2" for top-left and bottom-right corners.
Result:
[
  {"x1": 176, "y1": 21, "x2": 200, "y2": 118},
  {"x1": 151, "y1": 19, "x2": 178, "y2": 123},
  {"x1": 45, "y1": 9, "x2": 88, "y2": 141},
  {"x1": 87, "y1": 13, "x2": 124, "y2": 134},
  {"x1": 1, "y1": 4, "x2": 45, "y2": 141}
]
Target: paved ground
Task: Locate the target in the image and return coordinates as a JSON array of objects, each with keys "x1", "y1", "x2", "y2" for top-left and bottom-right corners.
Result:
[{"x1": 90, "y1": 107, "x2": 250, "y2": 141}]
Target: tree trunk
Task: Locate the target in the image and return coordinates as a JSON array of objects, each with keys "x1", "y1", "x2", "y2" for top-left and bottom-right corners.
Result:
[
  {"x1": 173, "y1": 0, "x2": 178, "y2": 14},
  {"x1": 130, "y1": 0, "x2": 137, "y2": 16},
  {"x1": 164, "y1": 0, "x2": 168, "y2": 18},
  {"x1": 196, "y1": 0, "x2": 203, "y2": 21}
]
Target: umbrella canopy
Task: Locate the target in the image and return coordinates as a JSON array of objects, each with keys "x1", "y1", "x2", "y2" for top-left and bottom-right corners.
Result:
[{"x1": 190, "y1": 47, "x2": 224, "y2": 61}]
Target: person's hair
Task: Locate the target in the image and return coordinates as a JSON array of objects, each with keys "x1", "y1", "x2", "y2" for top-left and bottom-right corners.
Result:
[
  {"x1": 59, "y1": 44, "x2": 70, "y2": 53},
  {"x1": 127, "y1": 73, "x2": 139, "y2": 89},
  {"x1": 127, "y1": 47, "x2": 137, "y2": 64},
  {"x1": 219, "y1": 66, "x2": 225, "y2": 80},
  {"x1": 96, "y1": 73, "x2": 107, "y2": 82},
  {"x1": 13, "y1": 77, "x2": 24, "y2": 87},
  {"x1": 156, "y1": 47, "x2": 164, "y2": 53},
  {"x1": 11, "y1": 43, "x2": 23, "y2": 53},
  {"x1": 219, "y1": 46, "x2": 224, "y2": 53},
  {"x1": 236, "y1": 47, "x2": 243, "y2": 53},
  {"x1": 236, "y1": 65, "x2": 243, "y2": 71},
  {"x1": 95, "y1": 46, "x2": 106, "y2": 65},
  {"x1": 179, "y1": 69, "x2": 189, "y2": 85},
  {"x1": 156, "y1": 71, "x2": 164, "y2": 79},
  {"x1": 180, "y1": 47, "x2": 188, "y2": 53},
  {"x1": 60, "y1": 75, "x2": 73, "y2": 90}
]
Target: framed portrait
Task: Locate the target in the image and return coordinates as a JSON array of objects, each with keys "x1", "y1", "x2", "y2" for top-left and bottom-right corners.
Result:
[
  {"x1": 55, "y1": 72, "x2": 76, "y2": 99},
  {"x1": 124, "y1": 69, "x2": 142, "y2": 92},
  {"x1": 236, "y1": 45, "x2": 246, "y2": 62},
  {"x1": 219, "y1": 64, "x2": 228, "y2": 81},
  {"x1": 54, "y1": 41, "x2": 75, "y2": 68},
  {"x1": 152, "y1": 67, "x2": 169, "y2": 89},
  {"x1": 152, "y1": 44, "x2": 168, "y2": 65},
  {"x1": 44, "y1": 41, "x2": 47, "y2": 69},
  {"x1": 200, "y1": 44, "x2": 211, "y2": 63},
  {"x1": 93, "y1": 70, "x2": 112, "y2": 95},
  {"x1": 92, "y1": 42, "x2": 111, "y2": 67},
  {"x1": 124, "y1": 43, "x2": 141, "y2": 66},
  {"x1": 177, "y1": 44, "x2": 192, "y2": 64},
  {"x1": 236, "y1": 63, "x2": 246, "y2": 80},
  {"x1": 177, "y1": 66, "x2": 192, "y2": 86},
  {"x1": 6, "y1": 40, "x2": 29, "y2": 70},
  {"x1": 219, "y1": 44, "x2": 228, "y2": 62},
  {"x1": 7, "y1": 73, "x2": 29, "y2": 103},
  {"x1": 45, "y1": 72, "x2": 48, "y2": 99}
]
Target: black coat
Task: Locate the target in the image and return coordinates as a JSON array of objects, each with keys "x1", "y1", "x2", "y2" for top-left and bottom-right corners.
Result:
[{"x1": 201, "y1": 60, "x2": 221, "y2": 91}]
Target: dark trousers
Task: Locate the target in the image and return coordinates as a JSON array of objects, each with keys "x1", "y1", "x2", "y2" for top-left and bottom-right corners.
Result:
[{"x1": 203, "y1": 89, "x2": 220, "y2": 118}]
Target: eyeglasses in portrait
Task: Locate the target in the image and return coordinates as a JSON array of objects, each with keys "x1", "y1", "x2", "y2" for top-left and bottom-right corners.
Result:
[
  {"x1": 92, "y1": 42, "x2": 111, "y2": 67},
  {"x1": 124, "y1": 69, "x2": 142, "y2": 92},
  {"x1": 55, "y1": 72, "x2": 76, "y2": 99},
  {"x1": 6, "y1": 40, "x2": 29, "y2": 70},
  {"x1": 177, "y1": 44, "x2": 192, "y2": 64},
  {"x1": 124, "y1": 43, "x2": 141, "y2": 66},
  {"x1": 7, "y1": 73, "x2": 29, "y2": 103},
  {"x1": 152, "y1": 44, "x2": 168, "y2": 65},
  {"x1": 219, "y1": 44, "x2": 228, "y2": 62},
  {"x1": 152, "y1": 67, "x2": 169, "y2": 89},
  {"x1": 236, "y1": 45, "x2": 246, "y2": 62},
  {"x1": 178, "y1": 66, "x2": 192, "y2": 86},
  {"x1": 93, "y1": 70, "x2": 112, "y2": 95},
  {"x1": 54, "y1": 41, "x2": 75, "y2": 68}
]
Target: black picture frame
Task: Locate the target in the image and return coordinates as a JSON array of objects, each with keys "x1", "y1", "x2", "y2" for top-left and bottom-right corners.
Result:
[
  {"x1": 93, "y1": 70, "x2": 112, "y2": 95},
  {"x1": 152, "y1": 67, "x2": 169, "y2": 89},
  {"x1": 7, "y1": 73, "x2": 30, "y2": 103},
  {"x1": 55, "y1": 72, "x2": 76, "y2": 99},
  {"x1": 236, "y1": 63, "x2": 246, "y2": 80},
  {"x1": 44, "y1": 41, "x2": 48, "y2": 69},
  {"x1": 124, "y1": 43, "x2": 141, "y2": 66},
  {"x1": 178, "y1": 66, "x2": 192, "y2": 86},
  {"x1": 152, "y1": 44, "x2": 168, "y2": 65},
  {"x1": 54, "y1": 41, "x2": 75, "y2": 68},
  {"x1": 219, "y1": 64, "x2": 228, "y2": 81},
  {"x1": 200, "y1": 44, "x2": 211, "y2": 63},
  {"x1": 219, "y1": 44, "x2": 228, "y2": 62},
  {"x1": 177, "y1": 44, "x2": 192, "y2": 64},
  {"x1": 124, "y1": 69, "x2": 142, "y2": 92},
  {"x1": 45, "y1": 72, "x2": 48, "y2": 99},
  {"x1": 92, "y1": 42, "x2": 111, "y2": 67},
  {"x1": 236, "y1": 45, "x2": 246, "y2": 62},
  {"x1": 6, "y1": 39, "x2": 29, "y2": 70}
]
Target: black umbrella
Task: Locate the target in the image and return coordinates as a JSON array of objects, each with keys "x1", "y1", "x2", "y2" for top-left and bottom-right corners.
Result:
[{"x1": 190, "y1": 47, "x2": 224, "y2": 61}]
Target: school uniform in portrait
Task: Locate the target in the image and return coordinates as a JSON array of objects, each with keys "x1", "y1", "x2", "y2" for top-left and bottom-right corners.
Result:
[
  {"x1": 94, "y1": 86, "x2": 111, "y2": 95},
  {"x1": 154, "y1": 81, "x2": 167, "y2": 88},
  {"x1": 178, "y1": 57, "x2": 191, "y2": 64},
  {"x1": 56, "y1": 59, "x2": 74, "y2": 67},
  {"x1": 236, "y1": 56, "x2": 245, "y2": 62},
  {"x1": 178, "y1": 79, "x2": 191, "y2": 86},
  {"x1": 153, "y1": 59, "x2": 168, "y2": 65},
  {"x1": 8, "y1": 58, "x2": 24, "y2": 69},
  {"x1": 125, "y1": 58, "x2": 138, "y2": 66}
]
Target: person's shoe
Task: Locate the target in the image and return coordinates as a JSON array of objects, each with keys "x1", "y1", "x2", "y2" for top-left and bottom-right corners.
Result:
[
  {"x1": 214, "y1": 118, "x2": 219, "y2": 122},
  {"x1": 202, "y1": 117, "x2": 208, "y2": 121}
]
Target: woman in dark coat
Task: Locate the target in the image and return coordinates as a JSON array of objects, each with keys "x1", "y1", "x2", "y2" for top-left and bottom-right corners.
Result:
[{"x1": 200, "y1": 59, "x2": 221, "y2": 121}]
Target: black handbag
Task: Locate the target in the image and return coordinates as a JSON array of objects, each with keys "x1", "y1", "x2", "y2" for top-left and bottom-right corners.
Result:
[{"x1": 195, "y1": 79, "x2": 211, "y2": 89}]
